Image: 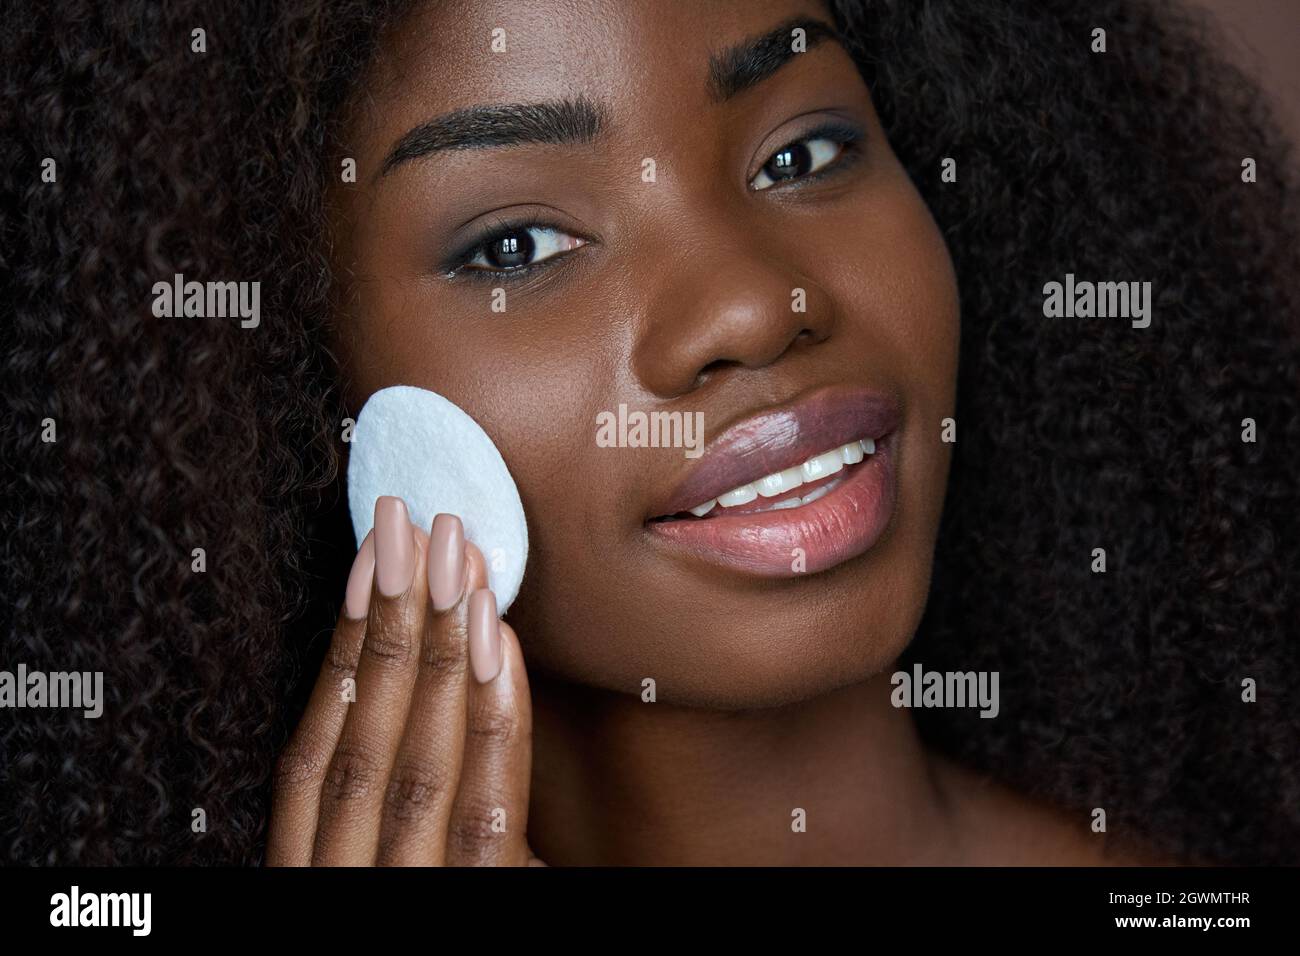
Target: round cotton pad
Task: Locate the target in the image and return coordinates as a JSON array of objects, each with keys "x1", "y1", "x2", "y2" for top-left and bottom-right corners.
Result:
[{"x1": 347, "y1": 385, "x2": 529, "y2": 614}]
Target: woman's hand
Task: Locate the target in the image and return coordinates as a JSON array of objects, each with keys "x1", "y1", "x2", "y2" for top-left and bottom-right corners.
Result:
[{"x1": 267, "y1": 496, "x2": 543, "y2": 866}]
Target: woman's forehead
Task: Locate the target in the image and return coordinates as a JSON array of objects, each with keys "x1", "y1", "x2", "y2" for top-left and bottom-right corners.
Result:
[{"x1": 361, "y1": 0, "x2": 834, "y2": 123}]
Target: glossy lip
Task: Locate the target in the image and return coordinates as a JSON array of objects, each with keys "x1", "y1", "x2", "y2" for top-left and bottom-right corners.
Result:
[
  {"x1": 648, "y1": 436, "x2": 897, "y2": 576},
  {"x1": 646, "y1": 384, "x2": 901, "y2": 519},
  {"x1": 644, "y1": 385, "x2": 902, "y2": 578}
]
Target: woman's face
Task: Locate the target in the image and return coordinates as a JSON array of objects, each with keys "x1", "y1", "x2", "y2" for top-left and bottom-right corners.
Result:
[{"x1": 330, "y1": 0, "x2": 959, "y2": 707}]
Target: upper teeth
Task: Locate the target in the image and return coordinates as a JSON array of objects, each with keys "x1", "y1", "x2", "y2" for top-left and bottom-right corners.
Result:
[{"x1": 686, "y1": 438, "x2": 876, "y2": 516}]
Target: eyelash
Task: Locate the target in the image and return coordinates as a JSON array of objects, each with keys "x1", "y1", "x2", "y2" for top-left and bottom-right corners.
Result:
[
  {"x1": 750, "y1": 121, "x2": 864, "y2": 192},
  {"x1": 442, "y1": 214, "x2": 577, "y2": 282},
  {"x1": 443, "y1": 121, "x2": 865, "y2": 281}
]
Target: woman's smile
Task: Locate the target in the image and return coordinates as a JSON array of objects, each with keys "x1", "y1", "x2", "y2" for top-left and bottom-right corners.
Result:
[{"x1": 647, "y1": 384, "x2": 900, "y2": 576}]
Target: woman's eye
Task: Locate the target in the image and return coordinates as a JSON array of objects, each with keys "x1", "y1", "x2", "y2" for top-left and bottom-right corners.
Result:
[
  {"x1": 463, "y1": 226, "x2": 585, "y2": 273},
  {"x1": 750, "y1": 135, "x2": 847, "y2": 191}
]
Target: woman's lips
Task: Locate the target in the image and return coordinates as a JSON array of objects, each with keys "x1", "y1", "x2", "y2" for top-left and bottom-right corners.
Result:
[
  {"x1": 648, "y1": 434, "x2": 896, "y2": 576},
  {"x1": 645, "y1": 386, "x2": 900, "y2": 577}
]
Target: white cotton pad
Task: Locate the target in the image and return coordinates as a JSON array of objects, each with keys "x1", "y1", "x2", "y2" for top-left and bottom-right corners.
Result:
[{"x1": 347, "y1": 385, "x2": 529, "y2": 614}]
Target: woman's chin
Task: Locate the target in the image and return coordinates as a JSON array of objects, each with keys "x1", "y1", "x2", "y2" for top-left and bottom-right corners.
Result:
[{"x1": 524, "y1": 600, "x2": 920, "y2": 712}]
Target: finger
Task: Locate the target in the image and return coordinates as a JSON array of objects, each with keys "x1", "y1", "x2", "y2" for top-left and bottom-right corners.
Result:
[
  {"x1": 445, "y1": 616, "x2": 535, "y2": 867},
  {"x1": 374, "y1": 523, "x2": 492, "y2": 865},
  {"x1": 267, "y1": 531, "x2": 374, "y2": 866},
  {"x1": 312, "y1": 496, "x2": 428, "y2": 865}
]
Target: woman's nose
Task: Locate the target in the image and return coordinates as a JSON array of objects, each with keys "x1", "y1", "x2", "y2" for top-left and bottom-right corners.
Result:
[{"x1": 630, "y1": 238, "x2": 838, "y2": 398}]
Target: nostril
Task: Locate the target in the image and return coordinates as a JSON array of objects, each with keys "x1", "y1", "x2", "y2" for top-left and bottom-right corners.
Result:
[{"x1": 692, "y1": 357, "x2": 743, "y2": 390}]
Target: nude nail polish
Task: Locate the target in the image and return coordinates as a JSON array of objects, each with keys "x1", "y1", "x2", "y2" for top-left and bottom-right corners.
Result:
[
  {"x1": 468, "y1": 589, "x2": 502, "y2": 683},
  {"x1": 344, "y1": 531, "x2": 375, "y2": 620},
  {"x1": 374, "y1": 496, "x2": 416, "y2": 597},
  {"x1": 428, "y1": 514, "x2": 467, "y2": 611}
]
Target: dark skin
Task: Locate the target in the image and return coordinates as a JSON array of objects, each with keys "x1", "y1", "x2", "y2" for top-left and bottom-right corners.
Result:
[{"x1": 269, "y1": 0, "x2": 1149, "y2": 865}]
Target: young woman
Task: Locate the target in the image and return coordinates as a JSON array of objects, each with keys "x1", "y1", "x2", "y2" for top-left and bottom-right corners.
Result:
[{"x1": 3, "y1": 0, "x2": 1297, "y2": 865}]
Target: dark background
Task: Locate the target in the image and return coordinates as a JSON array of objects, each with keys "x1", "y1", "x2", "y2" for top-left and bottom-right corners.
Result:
[{"x1": 1189, "y1": 0, "x2": 1300, "y2": 147}]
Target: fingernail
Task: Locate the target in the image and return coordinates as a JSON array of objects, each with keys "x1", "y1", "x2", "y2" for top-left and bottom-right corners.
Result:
[
  {"x1": 468, "y1": 589, "x2": 502, "y2": 683},
  {"x1": 428, "y1": 514, "x2": 467, "y2": 611},
  {"x1": 344, "y1": 531, "x2": 376, "y2": 620},
  {"x1": 374, "y1": 496, "x2": 416, "y2": 597}
]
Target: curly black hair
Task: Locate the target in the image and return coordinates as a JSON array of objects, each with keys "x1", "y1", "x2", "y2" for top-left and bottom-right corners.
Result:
[{"x1": 2, "y1": 0, "x2": 1296, "y2": 865}]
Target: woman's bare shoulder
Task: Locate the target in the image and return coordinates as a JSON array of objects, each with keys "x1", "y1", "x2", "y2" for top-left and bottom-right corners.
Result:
[{"x1": 932, "y1": 756, "x2": 1184, "y2": 866}]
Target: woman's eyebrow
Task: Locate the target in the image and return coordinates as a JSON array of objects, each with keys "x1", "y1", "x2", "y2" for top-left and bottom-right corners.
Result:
[
  {"x1": 380, "y1": 96, "x2": 605, "y2": 176},
  {"x1": 378, "y1": 17, "x2": 840, "y2": 178},
  {"x1": 709, "y1": 16, "x2": 844, "y2": 101}
]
